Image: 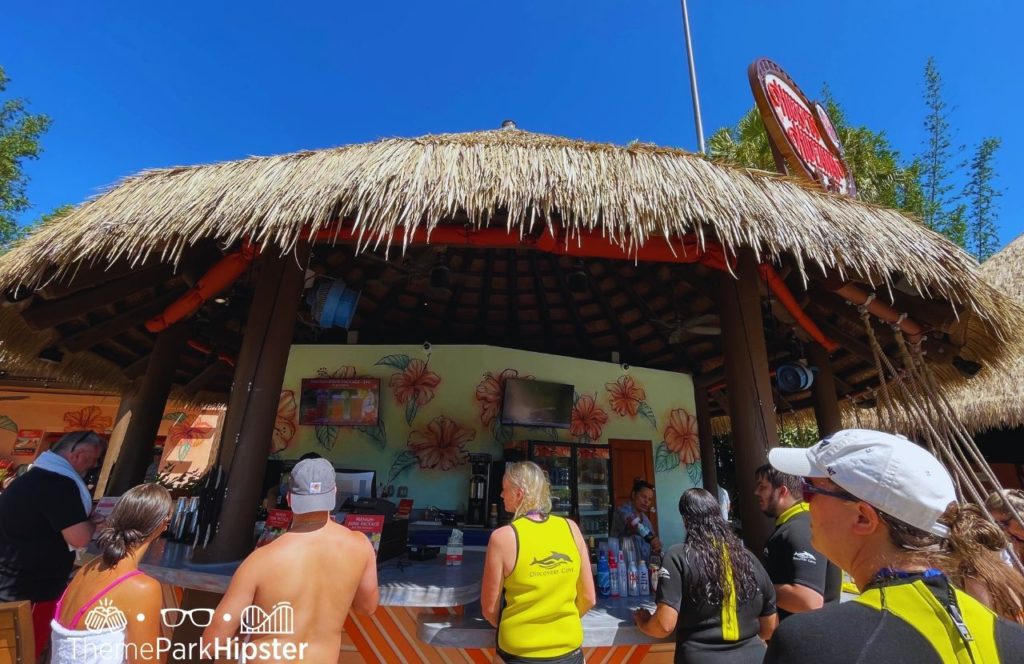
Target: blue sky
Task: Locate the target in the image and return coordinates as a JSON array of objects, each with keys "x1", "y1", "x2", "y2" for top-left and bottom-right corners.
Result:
[{"x1": 4, "y1": 1, "x2": 1022, "y2": 250}]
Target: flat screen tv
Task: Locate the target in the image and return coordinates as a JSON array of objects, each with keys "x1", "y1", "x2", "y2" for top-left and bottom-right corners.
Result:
[
  {"x1": 299, "y1": 377, "x2": 380, "y2": 426},
  {"x1": 500, "y1": 378, "x2": 574, "y2": 429}
]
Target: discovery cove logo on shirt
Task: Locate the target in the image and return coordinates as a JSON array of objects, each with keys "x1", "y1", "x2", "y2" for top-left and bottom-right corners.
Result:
[
  {"x1": 528, "y1": 550, "x2": 575, "y2": 577},
  {"x1": 74, "y1": 601, "x2": 309, "y2": 661}
]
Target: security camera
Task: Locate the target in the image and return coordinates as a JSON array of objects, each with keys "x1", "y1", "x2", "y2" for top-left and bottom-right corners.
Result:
[
  {"x1": 620, "y1": 363, "x2": 630, "y2": 372},
  {"x1": 423, "y1": 342, "x2": 432, "y2": 352}
]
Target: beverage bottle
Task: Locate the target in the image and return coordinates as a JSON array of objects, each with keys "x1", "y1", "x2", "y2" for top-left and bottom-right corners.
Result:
[
  {"x1": 588, "y1": 537, "x2": 598, "y2": 576},
  {"x1": 596, "y1": 550, "x2": 611, "y2": 597},
  {"x1": 627, "y1": 513, "x2": 655, "y2": 543},
  {"x1": 627, "y1": 559, "x2": 639, "y2": 596},
  {"x1": 638, "y1": 560, "x2": 650, "y2": 595},
  {"x1": 609, "y1": 551, "x2": 620, "y2": 597},
  {"x1": 648, "y1": 551, "x2": 662, "y2": 594},
  {"x1": 617, "y1": 551, "x2": 628, "y2": 598},
  {"x1": 488, "y1": 503, "x2": 498, "y2": 528}
]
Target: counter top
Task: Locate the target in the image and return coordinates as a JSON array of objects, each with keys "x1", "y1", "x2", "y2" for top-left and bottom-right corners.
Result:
[
  {"x1": 85, "y1": 539, "x2": 484, "y2": 607},
  {"x1": 417, "y1": 596, "x2": 674, "y2": 648}
]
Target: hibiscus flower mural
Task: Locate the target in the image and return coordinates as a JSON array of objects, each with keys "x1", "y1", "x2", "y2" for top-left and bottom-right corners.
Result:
[
  {"x1": 407, "y1": 415, "x2": 474, "y2": 471},
  {"x1": 167, "y1": 416, "x2": 215, "y2": 462},
  {"x1": 270, "y1": 391, "x2": 298, "y2": 455},
  {"x1": 655, "y1": 407, "x2": 700, "y2": 473},
  {"x1": 570, "y1": 394, "x2": 609, "y2": 443},
  {"x1": 63, "y1": 405, "x2": 112, "y2": 433},
  {"x1": 604, "y1": 375, "x2": 657, "y2": 428},
  {"x1": 475, "y1": 368, "x2": 532, "y2": 442},
  {"x1": 375, "y1": 354, "x2": 442, "y2": 424}
]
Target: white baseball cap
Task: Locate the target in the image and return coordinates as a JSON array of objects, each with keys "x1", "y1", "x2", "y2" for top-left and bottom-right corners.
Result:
[
  {"x1": 289, "y1": 459, "x2": 337, "y2": 514},
  {"x1": 768, "y1": 429, "x2": 956, "y2": 538}
]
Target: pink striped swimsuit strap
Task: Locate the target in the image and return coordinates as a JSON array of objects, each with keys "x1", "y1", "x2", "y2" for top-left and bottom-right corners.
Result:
[{"x1": 57, "y1": 569, "x2": 144, "y2": 629}]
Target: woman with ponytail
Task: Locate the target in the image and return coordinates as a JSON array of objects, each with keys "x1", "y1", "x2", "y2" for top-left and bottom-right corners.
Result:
[
  {"x1": 635, "y1": 488, "x2": 776, "y2": 663},
  {"x1": 940, "y1": 503, "x2": 1024, "y2": 624},
  {"x1": 50, "y1": 483, "x2": 172, "y2": 663}
]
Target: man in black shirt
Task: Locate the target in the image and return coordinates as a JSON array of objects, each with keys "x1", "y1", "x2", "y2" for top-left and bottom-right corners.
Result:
[
  {"x1": 754, "y1": 464, "x2": 840, "y2": 618},
  {"x1": 766, "y1": 428, "x2": 1024, "y2": 663},
  {"x1": 0, "y1": 430, "x2": 104, "y2": 657}
]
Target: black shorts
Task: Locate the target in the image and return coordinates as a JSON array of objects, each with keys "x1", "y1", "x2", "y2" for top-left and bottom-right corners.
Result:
[{"x1": 496, "y1": 647, "x2": 585, "y2": 664}]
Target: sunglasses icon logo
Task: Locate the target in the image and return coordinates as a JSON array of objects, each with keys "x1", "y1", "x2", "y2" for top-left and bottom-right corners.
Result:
[{"x1": 161, "y1": 608, "x2": 214, "y2": 628}]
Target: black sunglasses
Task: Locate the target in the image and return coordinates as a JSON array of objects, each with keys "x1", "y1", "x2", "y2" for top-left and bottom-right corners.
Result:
[{"x1": 801, "y1": 478, "x2": 860, "y2": 504}]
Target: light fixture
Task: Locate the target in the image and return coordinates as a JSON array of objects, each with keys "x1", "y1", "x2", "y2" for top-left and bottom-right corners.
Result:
[
  {"x1": 567, "y1": 261, "x2": 589, "y2": 293},
  {"x1": 212, "y1": 296, "x2": 229, "y2": 305},
  {"x1": 38, "y1": 346, "x2": 64, "y2": 364}
]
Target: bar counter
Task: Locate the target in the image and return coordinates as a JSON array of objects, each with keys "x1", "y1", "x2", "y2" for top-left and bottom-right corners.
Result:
[{"x1": 113, "y1": 540, "x2": 675, "y2": 663}]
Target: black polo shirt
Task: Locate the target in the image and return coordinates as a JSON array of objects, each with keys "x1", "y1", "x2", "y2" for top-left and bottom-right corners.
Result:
[
  {"x1": 657, "y1": 542, "x2": 776, "y2": 663},
  {"x1": 762, "y1": 503, "x2": 841, "y2": 619},
  {"x1": 0, "y1": 469, "x2": 88, "y2": 601}
]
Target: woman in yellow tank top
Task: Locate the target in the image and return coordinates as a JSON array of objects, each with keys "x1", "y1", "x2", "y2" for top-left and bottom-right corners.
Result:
[{"x1": 482, "y1": 462, "x2": 596, "y2": 664}]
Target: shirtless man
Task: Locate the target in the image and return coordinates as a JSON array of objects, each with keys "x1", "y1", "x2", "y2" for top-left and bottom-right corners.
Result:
[{"x1": 203, "y1": 458, "x2": 378, "y2": 663}]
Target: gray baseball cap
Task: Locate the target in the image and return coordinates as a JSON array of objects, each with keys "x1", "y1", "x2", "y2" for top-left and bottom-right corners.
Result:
[{"x1": 289, "y1": 458, "x2": 337, "y2": 514}]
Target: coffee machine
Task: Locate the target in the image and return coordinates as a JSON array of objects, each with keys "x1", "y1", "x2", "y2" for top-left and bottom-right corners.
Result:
[{"x1": 466, "y1": 453, "x2": 491, "y2": 526}]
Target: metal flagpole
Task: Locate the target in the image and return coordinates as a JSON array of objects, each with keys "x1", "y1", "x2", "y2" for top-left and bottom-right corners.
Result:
[{"x1": 679, "y1": 0, "x2": 706, "y2": 153}]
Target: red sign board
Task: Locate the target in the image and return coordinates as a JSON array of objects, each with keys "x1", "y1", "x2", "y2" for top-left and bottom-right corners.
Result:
[
  {"x1": 299, "y1": 377, "x2": 380, "y2": 426},
  {"x1": 749, "y1": 59, "x2": 853, "y2": 196}
]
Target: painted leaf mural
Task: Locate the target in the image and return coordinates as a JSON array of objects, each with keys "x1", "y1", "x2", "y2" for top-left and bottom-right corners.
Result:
[
  {"x1": 355, "y1": 421, "x2": 388, "y2": 449},
  {"x1": 569, "y1": 394, "x2": 608, "y2": 443},
  {"x1": 387, "y1": 450, "x2": 419, "y2": 483},
  {"x1": 375, "y1": 354, "x2": 412, "y2": 371},
  {"x1": 407, "y1": 415, "x2": 474, "y2": 470},
  {"x1": 0, "y1": 416, "x2": 17, "y2": 433},
  {"x1": 63, "y1": 405, "x2": 112, "y2": 432},
  {"x1": 162, "y1": 412, "x2": 188, "y2": 425},
  {"x1": 315, "y1": 425, "x2": 339, "y2": 451},
  {"x1": 654, "y1": 442, "x2": 680, "y2": 472},
  {"x1": 637, "y1": 402, "x2": 657, "y2": 430},
  {"x1": 686, "y1": 461, "x2": 703, "y2": 486},
  {"x1": 317, "y1": 366, "x2": 357, "y2": 378},
  {"x1": 663, "y1": 408, "x2": 699, "y2": 465}
]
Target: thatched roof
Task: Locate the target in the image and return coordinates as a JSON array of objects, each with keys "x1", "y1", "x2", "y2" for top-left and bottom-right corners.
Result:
[
  {"x1": 844, "y1": 234, "x2": 1024, "y2": 435},
  {"x1": 0, "y1": 127, "x2": 1020, "y2": 420}
]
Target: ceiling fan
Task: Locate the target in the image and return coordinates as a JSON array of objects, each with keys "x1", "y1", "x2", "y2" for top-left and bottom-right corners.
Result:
[
  {"x1": 363, "y1": 247, "x2": 465, "y2": 299},
  {"x1": 650, "y1": 313, "x2": 722, "y2": 344}
]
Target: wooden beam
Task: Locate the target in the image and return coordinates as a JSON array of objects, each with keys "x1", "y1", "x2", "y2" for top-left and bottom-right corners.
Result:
[
  {"x1": 195, "y1": 244, "x2": 310, "y2": 563},
  {"x1": 694, "y1": 383, "x2": 719, "y2": 494},
  {"x1": 528, "y1": 253, "x2": 554, "y2": 344},
  {"x1": 718, "y1": 251, "x2": 777, "y2": 554},
  {"x1": 361, "y1": 271, "x2": 410, "y2": 341},
  {"x1": 476, "y1": 250, "x2": 494, "y2": 339},
  {"x1": 807, "y1": 341, "x2": 842, "y2": 435},
  {"x1": 21, "y1": 265, "x2": 176, "y2": 330},
  {"x1": 609, "y1": 264, "x2": 696, "y2": 373},
  {"x1": 508, "y1": 252, "x2": 520, "y2": 346},
  {"x1": 183, "y1": 360, "x2": 232, "y2": 398},
  {"x1": 62, "y1": 290, "x2": 184, "y2": 353},
  {"x1": 815, "y1": 319, "x2": 876, "y2": 366},
  {"x1": 548, "y1": 255, "x2": 597, "y2": 358},
  {"x1": 584, "y1": 264, "x2": 642, "y2": 364},
  {"x1": 123, "y1": 354, "x2": 152, "y2": 379}
]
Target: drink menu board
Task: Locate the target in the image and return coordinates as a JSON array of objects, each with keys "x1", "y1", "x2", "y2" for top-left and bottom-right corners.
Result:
[
  {"x1": 256, "y1": 509, "x2": 293, "y2": 547},
  {"x1": 343, "y1": 514, "x2": 386, "y2": 552},
  {"x1": 299, "y1": 377, "x2": 380, "y2": 426}
]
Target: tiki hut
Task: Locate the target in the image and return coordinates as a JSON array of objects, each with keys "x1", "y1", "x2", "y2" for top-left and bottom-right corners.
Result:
[{"x1": 0, "y1": 126, "x2": 1020, "y2": 555}]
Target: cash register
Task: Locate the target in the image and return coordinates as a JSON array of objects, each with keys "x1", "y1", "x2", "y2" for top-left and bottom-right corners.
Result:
[{"x1": 336, "y1": 470, "x2": 408, "y2": 562}]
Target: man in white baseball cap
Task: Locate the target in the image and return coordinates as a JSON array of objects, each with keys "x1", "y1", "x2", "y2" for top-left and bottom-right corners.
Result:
[
  {"x1": 204, "y1": 458, "x2": 379, "y2": 662},
  {"x1": 762, "y1": 429, "x2": 1024, "y2": 664}
]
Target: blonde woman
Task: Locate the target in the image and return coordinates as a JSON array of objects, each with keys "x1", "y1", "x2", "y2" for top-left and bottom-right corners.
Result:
[{"x1": 482, "y1": 461, "x2": 595, "y2": 664}]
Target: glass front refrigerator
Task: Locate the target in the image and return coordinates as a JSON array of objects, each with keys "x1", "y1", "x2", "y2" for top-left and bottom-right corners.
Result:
[
  {"x1": 527, "y1": 442, "x2": 612, "y2": 543},
  {"x1": 527, "y1": 443, "x2": 573, "y2": 518}
]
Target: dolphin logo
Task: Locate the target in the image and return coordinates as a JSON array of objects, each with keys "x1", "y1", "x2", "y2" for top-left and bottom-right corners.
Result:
[{"x1": 531, "y1": 550, "x2": 573, "y2": 569}]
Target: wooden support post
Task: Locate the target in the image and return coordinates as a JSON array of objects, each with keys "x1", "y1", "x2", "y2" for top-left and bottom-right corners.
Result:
[
  {"x1": 94, "y1": 381, "x2": 140, "y2": 498},
  {"x1": 693, "y1": 381, "x2": 719, "y2": 495},
  {"x1": 718, "y1": 248, "x2": 778, "y2": 554},
  {"x1": 194, "y1": 245, "x2": 309, "y2": 563},
  {"x1": 106, "y1": 322, "x2": 190, "y2": 495},
  {"x1": 807, "y1": 341, "x2": 842, "y2": 436}
]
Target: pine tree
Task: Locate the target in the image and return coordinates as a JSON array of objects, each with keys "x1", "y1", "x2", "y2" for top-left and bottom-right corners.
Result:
[
  {"x1": 919, "y1": 57, "x2": 959, "y2": 243},
  {"x1": 963, "y1": 138, "x2": 1002, "y2": 261}
]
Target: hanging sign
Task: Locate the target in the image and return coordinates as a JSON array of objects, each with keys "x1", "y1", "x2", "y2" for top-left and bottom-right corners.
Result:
[{"x1": 748, "y1": 58, "x2": 853, "y2": 196}]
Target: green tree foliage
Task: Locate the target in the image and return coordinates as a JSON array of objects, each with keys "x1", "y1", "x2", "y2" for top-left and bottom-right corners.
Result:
[
  {"x1": 0, "y1": 66, "x2": 51, "y2": 248},
  {"x1": 919, "y1": 57, "x2": 959, "y2": 242},
  {"x1": 963, "y1": 137, "x2": 1002, "y2": 261},
  {"x1": 709, "y1": 99, "x2": 923, "y2": 216}
]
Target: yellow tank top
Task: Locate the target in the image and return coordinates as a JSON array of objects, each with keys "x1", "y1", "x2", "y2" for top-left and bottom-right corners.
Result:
[{"x1": 498, "y1": 515, "x2": 584, "y2": 657}]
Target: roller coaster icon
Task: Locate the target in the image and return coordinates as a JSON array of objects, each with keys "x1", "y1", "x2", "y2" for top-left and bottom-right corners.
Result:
[{"x1": 240, "y1": 602, "x2": 294, "y2": 635}]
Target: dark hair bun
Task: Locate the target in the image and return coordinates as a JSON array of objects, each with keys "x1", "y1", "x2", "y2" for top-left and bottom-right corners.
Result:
[{"x1": 96, "y1": 526, "x2": 146, "y2": 566}]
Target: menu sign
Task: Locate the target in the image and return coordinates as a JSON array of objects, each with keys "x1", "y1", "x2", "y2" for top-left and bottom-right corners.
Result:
[
  {"x1": 299, "y1": 377, "x2": 380, "y2": 426},
  {"x1": 256, "y1": 509, "x2": 293, "y2": 547},
  {"x1": 748, "y1": 58, "x2": 853, "y2": 196},
  {"x1": 344, "y1": 514, "x2": 385, "y2": 552}
]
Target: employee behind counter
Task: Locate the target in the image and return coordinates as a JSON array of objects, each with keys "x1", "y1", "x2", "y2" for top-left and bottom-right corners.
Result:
[{"x1": 610, "y1": 479, "x2": 662, "y2": 564}]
